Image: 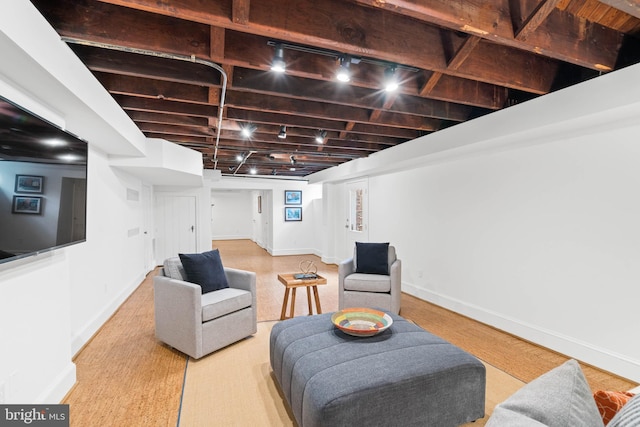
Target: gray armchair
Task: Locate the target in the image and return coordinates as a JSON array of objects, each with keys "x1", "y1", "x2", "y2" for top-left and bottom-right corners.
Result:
[
  {"x1": 153, "y1": 257, "x2": 257, "y2": 359},
  {"x1": 338, "y1": 245, "x2": 401, "y2": 314}
]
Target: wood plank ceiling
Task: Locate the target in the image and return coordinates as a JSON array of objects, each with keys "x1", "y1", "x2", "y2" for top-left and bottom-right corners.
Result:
[{"x1": 31, "y1": 0, "x2": 640, "y2": 178}]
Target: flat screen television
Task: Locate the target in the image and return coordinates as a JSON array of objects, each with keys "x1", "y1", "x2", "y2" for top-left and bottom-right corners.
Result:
[{"x1": 0, "y1": 95, "x2": 88, "y2": 265}]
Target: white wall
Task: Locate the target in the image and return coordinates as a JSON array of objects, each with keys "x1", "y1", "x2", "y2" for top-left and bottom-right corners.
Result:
[
  {"x1": 272, "y1": 182, "x2": 323, "y2": 256},
  {"x1": 0, "y1": 0, "x2": 153, "y2": 404},
  {"x1": 0, "y1": 252, "x2": 74, "y2": 404},
  {"x1": 211, "y1": 191, "x2": 253, "y2": 240},
  {"x1": 316, "y1": 64, "x2": 640, "y2": 382},
  {"x1": 0, "y1": 146, "x2": 149, "y2": 404},
  {"x1": 367, "y1": 135, "x2": 640, "y2": 378},
  {"x1": 202, "y1": 176, "x2": 323, "y2": 256},
  {"x1": 68, "y1": 149, "x2": 148, "y2": 354}
]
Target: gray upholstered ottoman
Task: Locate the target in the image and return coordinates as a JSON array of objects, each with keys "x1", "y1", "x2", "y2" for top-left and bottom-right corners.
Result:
[{"x1": 270, "y1": 312, "x2": 485, "y2": 427}]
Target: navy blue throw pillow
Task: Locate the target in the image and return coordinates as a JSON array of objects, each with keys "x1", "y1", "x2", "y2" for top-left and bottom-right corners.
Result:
[
  {"x1": 355, "y1": 242, "x2": 390, "y2": 275},
  {"x1": 179, "y1": 249, "x2": 229, "y2": 294}
]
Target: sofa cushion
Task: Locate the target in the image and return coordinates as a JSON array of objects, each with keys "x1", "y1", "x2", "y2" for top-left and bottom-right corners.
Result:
[
  {"x1": 608, "y1": 393, "x2": 640, "y2": 427},
  {"x1": 486, "y1": 359, "x2": 603, "y2": 427},
  {"x1": 201, "y1": 288, "x2": 252, "y2": 322},
  {"x1": 344, "y1": 273, "x2": 391, "y2": 292},
  {"x1": 163, "y1": 257, "x2": 186, "y2": 281},
  {"x1": 179, "y1": 249, "x2": 229, "y2": 294},
  {"x1": 355, "y1": 242, "x2": 389, "y2": 275},
  {"x1": 593, "y1": 390, "x2": 636, "y2": 425}
]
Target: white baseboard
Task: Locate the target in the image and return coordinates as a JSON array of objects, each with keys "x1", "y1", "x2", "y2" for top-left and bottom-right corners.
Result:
[
  {"x1": 270, "y1": 247, "x2": 321, "y2": 257},
  {"x1": 36, "y1": 362, "x2": 76, "y2": 404},
  {"x1": 211, "y1": 234, "x2": 252, "y2": 240},
  {"x1": 403, "y1": 282, "x2": 640, "y2": 383},
  {"x1": 320, "y1": 255, "x2": 340, "y2": 266},
  {"x1": 71, "y1": 273, "x2": 144, "y2": 355}
]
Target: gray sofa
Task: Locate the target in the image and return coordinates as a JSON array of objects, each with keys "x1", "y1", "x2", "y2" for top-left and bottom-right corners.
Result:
[
  {"x1": 485, "y1": 359, "x2": 637, "y2": 427},
  {"x1": 153, "y1": 257, "x2": 257, "y2": 359}
]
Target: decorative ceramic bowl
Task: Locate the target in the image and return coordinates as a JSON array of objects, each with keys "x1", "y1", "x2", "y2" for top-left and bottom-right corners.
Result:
[{"x1": 331, "y1": 308, "x2": 393, "y2": 337}]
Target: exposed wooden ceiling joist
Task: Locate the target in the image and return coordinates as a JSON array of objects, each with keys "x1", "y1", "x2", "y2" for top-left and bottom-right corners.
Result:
[{"x1": 29, "y1": 0, "x2": 640, "y2": 177}]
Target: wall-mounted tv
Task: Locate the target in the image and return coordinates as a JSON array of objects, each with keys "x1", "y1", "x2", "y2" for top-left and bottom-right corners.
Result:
[{"x1": 0, "y1": 95, "x2": 88, "y2": 265}]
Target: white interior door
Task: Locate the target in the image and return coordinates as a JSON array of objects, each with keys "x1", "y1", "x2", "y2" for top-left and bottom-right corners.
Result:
[
  {"x1": 345, "y1": 179, "x2": 369, "y2": 257},
  {"x1": 155, "y1": 195, "x2": 197, "y2": 262}
]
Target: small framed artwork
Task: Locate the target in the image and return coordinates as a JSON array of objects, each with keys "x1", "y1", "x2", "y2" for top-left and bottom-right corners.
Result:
[
  {"x1": 285, "y1": 190, "x2": 302, "y2": 205},
  {"x1": 15, "y1": 175, "x2": 44, "y2": 193},
  {"x1": 12, "y1": 196, "x2": 43, "y2": 214},
  {"x1": 285, "y1": 206, "x2": 302, "y2": 221}
]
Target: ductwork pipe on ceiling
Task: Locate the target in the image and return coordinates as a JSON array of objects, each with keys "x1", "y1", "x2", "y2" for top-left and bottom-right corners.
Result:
[{"x1": 60, "y1": 36, "x2": 227, "y2": 171}]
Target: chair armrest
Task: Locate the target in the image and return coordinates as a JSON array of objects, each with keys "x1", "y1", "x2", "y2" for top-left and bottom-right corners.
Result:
[
  {"x1": 338, "y1": 257, "x2": 355, "y2": 292},
  {"x1": 224, "y1": 267, "x2": 256, "y2": 295},
  {"x1": 390, "y1": 258, "x2": 402, "y2": 313},
  {"x1": 153, "y1": 275, "x2": 202, "y2": 356},
  {"x1": 224, "y1": 267, "x2": 257, "y2": 329}
]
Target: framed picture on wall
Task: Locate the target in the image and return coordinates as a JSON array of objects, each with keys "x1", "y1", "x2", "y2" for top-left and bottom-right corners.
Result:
[
  {"x1": 285, "y1": 207, "x2": 302, "y2": 221},
  {"x1": 15, "y1": 175, "x2": 44, "y2": 193},
  {"x1": 284, "y1": 190, "x2": 302, "y2": 205},
  {"x1": 12, "y1": 196, "x2": 43, "y2": 214}
]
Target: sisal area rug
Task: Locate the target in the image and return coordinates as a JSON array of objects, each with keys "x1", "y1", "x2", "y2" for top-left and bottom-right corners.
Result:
[{"x1": 179, "y1": 321, "x2": 525, "y2": 426}]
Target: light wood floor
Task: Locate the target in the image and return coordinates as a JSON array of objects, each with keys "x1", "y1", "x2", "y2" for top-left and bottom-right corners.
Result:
[{"x1": 63, "y1": 239, "x2": 636, "y2": 426}]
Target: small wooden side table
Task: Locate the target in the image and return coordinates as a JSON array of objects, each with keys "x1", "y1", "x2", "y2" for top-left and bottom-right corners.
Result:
[{"x1": 277, "y1": 273, "x2": 327, "y2": 320}]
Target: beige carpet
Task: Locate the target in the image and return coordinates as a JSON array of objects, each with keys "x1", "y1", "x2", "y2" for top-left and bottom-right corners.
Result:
[{"x1": 179, "y1": 321, "x2": 525, "y2": 427}]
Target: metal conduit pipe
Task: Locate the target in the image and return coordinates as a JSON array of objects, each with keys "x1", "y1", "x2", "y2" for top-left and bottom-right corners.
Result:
[
  {"x1": 60, "y1": 36, "x2": 227, "y2": 170},
  {"x1": 233, "y1": 150, "x2": 256, "y2": 175}
]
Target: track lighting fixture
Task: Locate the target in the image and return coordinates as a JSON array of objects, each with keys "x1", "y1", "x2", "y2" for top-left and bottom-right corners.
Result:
[
  {"x1": 249, "y1": 166, "x2": 257, "y2": 175},
  {"x1": 240, "y1": 123, "x2": 257, "y2": 138},
  {"x1": 315, "y1": 129, "x2": 328, "y2": 144},
  {"x1": 336, "y1": 56, "x2": 351, "y2": 82},
  {"x1": 235, "y1": 153, "x2": 244, "y2": 162},
  {"x1": 290, "y1": 155, "x2": 297, "y2": 165},
  {"x1": 267, "y1": 40, "x2": 419, "y2": 91},
  {"x1": 278, "y1": 125, "x2": 287, "y2": 139},
  {"x1": 270, "y1": 43, "x2": 286, "y2": 73},
  {"x1": 384, "y1": 65, "x2": 399, "y2": 92}
]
